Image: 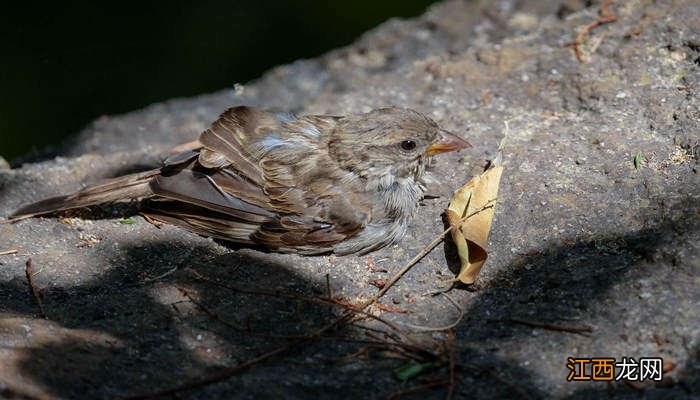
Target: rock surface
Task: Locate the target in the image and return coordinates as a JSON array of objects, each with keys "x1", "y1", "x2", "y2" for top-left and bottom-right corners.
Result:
[{"x1": 1, "y1": 0, "x2": 698, "y2": 399}]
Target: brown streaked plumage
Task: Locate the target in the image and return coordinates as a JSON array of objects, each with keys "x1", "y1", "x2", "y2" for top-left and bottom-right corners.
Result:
[{"x1": 11, "y1": 106, "x2": 470, "y2": 255}]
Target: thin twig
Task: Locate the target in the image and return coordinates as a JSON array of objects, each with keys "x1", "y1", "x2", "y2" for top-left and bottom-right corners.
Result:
[
  {"x1": 331, "y1": 297, "x2": 410, "y2": 314},
  {"x1": 126, "y1": 311, "x2": 352, "y2": 400},
  {"x1": 566, "y1": 0, "x2": 619, "y2": 62},
  {"x1": 375, "y1": 302, "x2": 411, "y2": 314},
  {"x1": 178, "y1": 285, "x2": 411, "y2": 349},
  {"x1": 138, "y1": 266, "x2": 180, "y2": 285},
  {"x1": 177, "y1": 286, "x2": 246, "y2": 331},
  {"x1": 24, "y1": 258, "x2": 47, "y2": 318},
  {"x1": 0, "y1": 214, "x2": 34, "y2": 225},
  {"x1": 139, "y1": 213, "x2": 162, "y2": 229},
  {"x1": 125, "y1": 339, "x2": 301, "y2": 400},
  {"x1": 288, "y1": 347, "x2": 371, "y2": 365},
  {"x1": 177, "y1": 285, "x2": 414, "y2": 353},
  {"x1": 0, "y1": 249, "x2": 18, "y2": 255},
  {"x1": 360, "y1": 200, "x2": 497, "y2": 310},
  {"x1": 187, "y1": 269, "x2": 438, "y2": 355},
  {"x1": 153, "y1": 201, "x2": 496, "y2": 398},
  {"x1": 405, "y1": 293, "x2": 464, "y2": 332},
  {"x1": 175, "y1": 287, "x2": 432, "y2": 355},
  {"x1": 188, "y1": 268, "x2": 429, "y2": 350},
  {"x1": 490, "y1": 317, "x2": 594, "y2": 335}
]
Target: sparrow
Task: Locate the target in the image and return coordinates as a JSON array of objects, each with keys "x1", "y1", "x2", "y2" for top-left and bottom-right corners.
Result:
[{"x1": 11, "y1": 106, "x2": 471, "y2": 255}]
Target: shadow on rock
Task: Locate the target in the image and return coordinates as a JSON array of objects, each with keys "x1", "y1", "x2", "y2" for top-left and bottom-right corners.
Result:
[
  {"x1": 449, "y1": 200, "x2": 699, "y2": 398},
  {"x1": 1, "y1": 198, "x2": 697, "y2": 399},
  {"x1": 1, "y1": 241, "x2": 330, "y2": 398}
]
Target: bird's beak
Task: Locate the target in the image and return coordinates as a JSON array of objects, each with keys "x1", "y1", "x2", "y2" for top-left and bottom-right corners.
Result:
[{"x1": 426, "y1": 129, "x2": 472, "y2": 156}]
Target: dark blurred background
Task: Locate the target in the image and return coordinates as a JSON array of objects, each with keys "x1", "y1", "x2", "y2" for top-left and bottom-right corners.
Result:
[{"x1": 0, "y1": 1, "x2": 437, "y2": 162}]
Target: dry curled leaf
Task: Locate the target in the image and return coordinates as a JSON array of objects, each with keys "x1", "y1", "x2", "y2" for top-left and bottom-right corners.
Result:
[{"x1": 445, "y1": 135, "x2": 505, "y2": 284}]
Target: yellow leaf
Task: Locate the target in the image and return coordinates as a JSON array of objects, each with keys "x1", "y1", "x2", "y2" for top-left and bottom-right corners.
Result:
[{"x1": 447, "y1": 165, "x2": 503, "y2": 284}]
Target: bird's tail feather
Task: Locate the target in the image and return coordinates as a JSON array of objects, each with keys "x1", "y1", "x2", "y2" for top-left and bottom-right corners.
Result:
[{"x1": 11, "y1": 169, "x2": 161, "y2": 218}]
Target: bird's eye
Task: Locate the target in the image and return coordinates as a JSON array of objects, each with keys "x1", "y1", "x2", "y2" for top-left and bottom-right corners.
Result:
[{"x1": 400, "y1": 140, "x2": 417, "y2": 151}]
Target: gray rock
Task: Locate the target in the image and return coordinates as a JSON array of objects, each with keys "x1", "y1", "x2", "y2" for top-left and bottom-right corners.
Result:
[{"x1": 1, "y1": 1, "x2": 698, "y2": 399}]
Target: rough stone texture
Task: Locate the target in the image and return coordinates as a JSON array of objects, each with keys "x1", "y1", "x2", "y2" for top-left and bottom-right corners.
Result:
[{"x1": 1, "y1": 0, "x2": 699, "y2": 399}]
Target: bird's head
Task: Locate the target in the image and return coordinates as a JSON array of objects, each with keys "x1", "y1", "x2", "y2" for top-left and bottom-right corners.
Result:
[{"x1": 328, "y1": 107, "x2": 471, "y2": 189}]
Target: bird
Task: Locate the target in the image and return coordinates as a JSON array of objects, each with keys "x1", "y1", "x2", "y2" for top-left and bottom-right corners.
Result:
[{"x1": 11, "y1": 106, "x2": 471, "y2": 255}]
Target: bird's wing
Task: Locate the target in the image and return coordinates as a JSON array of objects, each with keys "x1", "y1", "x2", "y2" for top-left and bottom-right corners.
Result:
[{"x1": 146, "y1": 106, "x2": 370, "y2": 252}]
